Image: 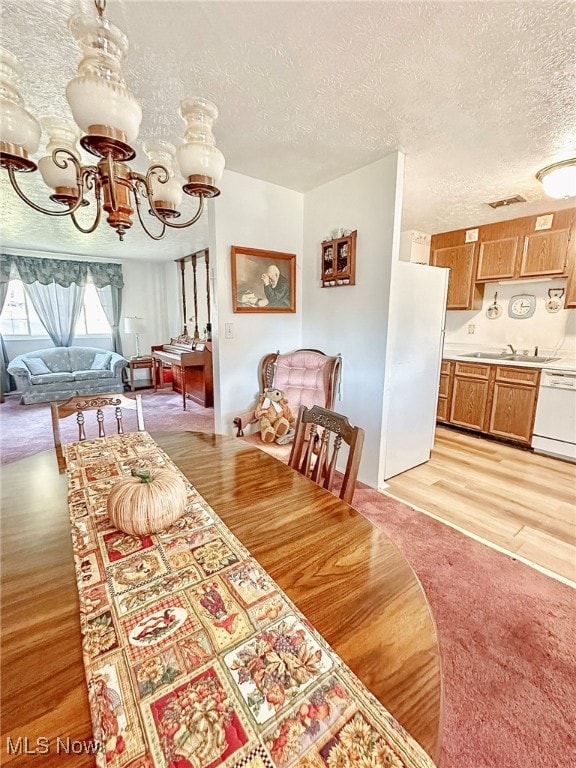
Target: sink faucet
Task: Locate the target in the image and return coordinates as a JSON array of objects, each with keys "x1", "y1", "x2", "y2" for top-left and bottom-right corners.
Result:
[{"x1": 506, "y1": 344, "x2": 516, "y2": 354}]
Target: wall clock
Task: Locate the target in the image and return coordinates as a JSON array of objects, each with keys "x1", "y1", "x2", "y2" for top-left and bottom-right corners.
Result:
[{"x1": 508, "y1": 294, "x2": 536, "y2": 319}]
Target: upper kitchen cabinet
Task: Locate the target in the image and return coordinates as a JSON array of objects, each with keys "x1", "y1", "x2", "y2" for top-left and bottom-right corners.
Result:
[
  {"x1": 431, "y1": 209, "x2": 576, "y2": 309},
  {"x1": 475, "y1": 209, "x2": 575, "y2": 282},
  {"x1": 430, "y1": 237, "x2": 484, "y2": 310},
  {"x1": 566, "y1": 236, "x2": 576, "y2": 308},
  {"x1": 520, "y1": 228, "x2": 570, "y2": 277}
]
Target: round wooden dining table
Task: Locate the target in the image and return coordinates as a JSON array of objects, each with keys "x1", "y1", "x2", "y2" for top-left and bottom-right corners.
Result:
[{"x1": 0, "y1": 431, "x2": 443, "y2": 767}]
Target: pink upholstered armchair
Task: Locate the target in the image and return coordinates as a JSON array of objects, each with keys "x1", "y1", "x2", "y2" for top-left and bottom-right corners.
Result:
[{"x1": 233, "y1": 349, "x2": 342, "y2": 461}]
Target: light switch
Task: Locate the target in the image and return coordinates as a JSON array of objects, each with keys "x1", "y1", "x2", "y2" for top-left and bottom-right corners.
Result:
[{"x1": 224, "y1": 322, "x2": 233, "y2": 339}]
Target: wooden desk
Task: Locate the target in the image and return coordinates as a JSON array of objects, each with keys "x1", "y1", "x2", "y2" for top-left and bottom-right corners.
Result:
[{"x1": 0, "y1": 433, "x2": 442, "y2": 766}]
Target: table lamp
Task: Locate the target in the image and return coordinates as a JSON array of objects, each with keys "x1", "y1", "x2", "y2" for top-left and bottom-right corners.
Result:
[{"x1": 124, "y1": 316, "x2": 145, "y2": 358}]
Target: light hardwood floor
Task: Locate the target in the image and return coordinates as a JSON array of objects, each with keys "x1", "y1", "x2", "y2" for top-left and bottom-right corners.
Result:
[{"x1": 385, "y1": 426, "x2": 576, "y2": 583}]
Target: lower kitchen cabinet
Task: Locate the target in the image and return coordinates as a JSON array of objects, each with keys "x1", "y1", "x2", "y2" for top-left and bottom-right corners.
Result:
[
  {"x1": 437, "y1": 360, "x2": 453, "y2": 423},
  {"x1": 449, "y1": 362, "x2": 490, "y2": 431},
  {"x1": 488, "y1": 366, "x2": 540, "y2": 443},
  {"x1": 438, "y1": 360, "x2": 540, "y2": 445}
]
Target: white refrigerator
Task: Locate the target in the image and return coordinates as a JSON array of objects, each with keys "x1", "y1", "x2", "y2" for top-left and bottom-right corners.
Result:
[{"x1": 380, "y1": 260, "x2": 449, "y2": 482}]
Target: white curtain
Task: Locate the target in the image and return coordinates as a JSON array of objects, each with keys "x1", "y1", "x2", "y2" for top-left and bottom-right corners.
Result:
[
  {"x1": 24, "y1": 280, "x2": 86, "y2": 347},
  {"x1": 95, "y1": 283, "x2": 123, "y2": 354},
  {"x1": 0, "y1": 279, "x2": 16, "y2": 399}
]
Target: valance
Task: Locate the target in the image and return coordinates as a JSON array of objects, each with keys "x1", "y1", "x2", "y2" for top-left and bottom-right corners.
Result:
[
  {"x1": 0, "y1": 254, "x2": 123, "y2": 289},
  {"x1": 86, "y1": 261, "x2": 124, "y2": 289}
]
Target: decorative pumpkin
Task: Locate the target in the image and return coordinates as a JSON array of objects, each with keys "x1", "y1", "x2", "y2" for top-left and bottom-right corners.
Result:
[{"x1": 107, "y1": 468, "x2": 188, "y2": 535}]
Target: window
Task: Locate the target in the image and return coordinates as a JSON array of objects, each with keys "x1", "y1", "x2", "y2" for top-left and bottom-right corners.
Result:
[
  {"x1": 1, "y1": 279, "x2": 111, "y2": 338},
  {"x1": 0, "y1": 280, "x2": 48, "y2": 337},
  {"x1": 75, "y1": 283, "x2": 111, "y2": 336}
]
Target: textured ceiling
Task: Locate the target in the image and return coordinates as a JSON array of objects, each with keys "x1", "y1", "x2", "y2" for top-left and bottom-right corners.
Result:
[{"x1": 1, "y1": 0, "x2": 575, "y2": 262}]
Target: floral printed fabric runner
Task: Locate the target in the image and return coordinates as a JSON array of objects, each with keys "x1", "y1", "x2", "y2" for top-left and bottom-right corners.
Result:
[{"x1": 65, "y1": 431, "x2": 436, "y2": 768}]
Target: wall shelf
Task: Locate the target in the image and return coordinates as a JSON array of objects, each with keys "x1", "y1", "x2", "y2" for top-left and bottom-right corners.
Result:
[{"x1": 321, "y1": 230, "x2": 357, "y2": 287}]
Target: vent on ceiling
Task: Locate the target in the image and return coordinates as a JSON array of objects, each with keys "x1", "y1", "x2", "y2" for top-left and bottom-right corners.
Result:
[{"x1": 487, "y1": 195, "x2": 527, "y2": 209}]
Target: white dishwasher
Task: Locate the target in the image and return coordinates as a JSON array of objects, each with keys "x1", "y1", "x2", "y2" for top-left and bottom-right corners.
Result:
[{"x1": 531, "y1": 369, "x2": 576, "y2": 462}]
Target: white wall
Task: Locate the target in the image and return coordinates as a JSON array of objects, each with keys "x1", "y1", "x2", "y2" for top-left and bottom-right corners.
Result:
[
  {"x1": 163, "y1": 261, "x2": 184, "y2": 339},
  {"x1": 302, "y1": 154, "x2": 403, "y2": 487},
  {"x1": 445, "y1": 277, "x2": 575, "y2": 354},
  {"x1": 121, "y1": 260, "x2": 169, "y2": 360},
  {"x1": 210, "y1": 170, "x2": 304, "y2": 434}
]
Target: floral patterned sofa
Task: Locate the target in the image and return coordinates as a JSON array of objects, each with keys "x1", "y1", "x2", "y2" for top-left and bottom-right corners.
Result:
[{"x1": 7, "y1": 346, "x2": 128, "y2": 404}]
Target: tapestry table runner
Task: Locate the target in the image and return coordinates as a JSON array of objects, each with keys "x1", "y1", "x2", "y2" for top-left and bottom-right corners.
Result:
[{"x1": 65, "y1": 431, "x2": 436, "y2": 768}]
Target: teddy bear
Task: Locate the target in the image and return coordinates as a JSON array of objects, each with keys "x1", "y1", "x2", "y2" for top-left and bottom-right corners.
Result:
[{"x1": 254, "y1": 387, "x2": 295, "y2": 443}]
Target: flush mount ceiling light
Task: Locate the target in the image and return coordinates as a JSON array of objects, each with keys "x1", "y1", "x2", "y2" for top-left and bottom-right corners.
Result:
[
  {"x1": 0, "y1": 0, "x2": 224, "y2": 241},
  {"x1": 536, "y1": 158, "x2": 576, "y2": 200}
]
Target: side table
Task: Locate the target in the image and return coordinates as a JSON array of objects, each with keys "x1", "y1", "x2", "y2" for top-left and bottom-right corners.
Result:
[{"x1": 127, "y1": 356, "x2": 154, "y2": 391}]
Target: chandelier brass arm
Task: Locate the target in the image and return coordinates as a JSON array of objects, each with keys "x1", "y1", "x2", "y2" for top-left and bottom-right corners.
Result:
[
  {"x1": 133, "y1": 166, "x2": 206, "y2": 230},
  {"x1": 131, "y1": 181, "x2": 167, "y2": 241},
  {"x1": 71, "y1": 176, "x2": 103, "y2": 234},
  {"x1": 6, "y1": 149, "x2": 89, "y2": 217}
]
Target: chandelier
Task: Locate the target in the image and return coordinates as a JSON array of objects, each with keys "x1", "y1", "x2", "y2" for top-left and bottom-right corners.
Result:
[{"x1": 0, "y1": 0, "x2": 225, "y2": 241}]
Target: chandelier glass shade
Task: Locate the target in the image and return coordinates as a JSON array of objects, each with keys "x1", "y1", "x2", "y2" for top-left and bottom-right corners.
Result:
[
  {"x1": 0, "y1": 0, "x2": 225, "y2": 241},
  {"x1": 536, "y1": 159, "x2": 576, "y2": 200}
]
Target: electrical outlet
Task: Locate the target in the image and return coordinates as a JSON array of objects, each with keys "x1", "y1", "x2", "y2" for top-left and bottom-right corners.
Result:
[
  {"x1": 224, "y1": 322, "x2": 233, "y2": 339},
  {"x1": 467, "y1": 323, "x2": 475, "y2": 335}
]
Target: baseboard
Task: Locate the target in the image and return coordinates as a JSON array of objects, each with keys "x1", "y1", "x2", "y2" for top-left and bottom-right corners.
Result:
[{"x1": 380, "y1": 490, "x2": 576, "y2": 590}]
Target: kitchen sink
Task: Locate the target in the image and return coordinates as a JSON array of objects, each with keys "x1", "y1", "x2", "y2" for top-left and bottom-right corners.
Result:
[
  {"x1": 465, "y1": 352, "x2": 561, "y2": 363},
  {"x1": 503, "y1": 354, "x2": 561, "y2": 363},
  {"x1": 466, "y1": 352, "x2": 508, "y2": 359}
]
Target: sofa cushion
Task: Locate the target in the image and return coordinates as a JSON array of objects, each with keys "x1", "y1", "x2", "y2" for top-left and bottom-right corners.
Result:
[
  {"x1": 24, "y1": 357, "x2": 51, "y2": 375},
  {"x1": 74, "y1": 369, "x2": 115, "y2": 381},
  {"x1": 29, "y1": 372, "x2": 76, "y2": 385},
  {"x1": 91, "y1": 352, "x2": 112, "y2": 370},
  {"x1": 69, "y1": 348, "x2": 100, "y2": 371},
  {"x1": 31, "y1": 347, "x2": 73, "y2": 373}
]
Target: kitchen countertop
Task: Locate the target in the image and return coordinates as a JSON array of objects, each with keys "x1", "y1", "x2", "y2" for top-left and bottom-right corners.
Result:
[{"x1": 443, "y1": 344, "x2": 576, "y2": 372}]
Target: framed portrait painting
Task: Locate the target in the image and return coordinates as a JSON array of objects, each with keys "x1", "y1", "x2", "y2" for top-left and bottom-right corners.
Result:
[{"x1": 231, "y1": 246, "x2": 296, "y2": 313}]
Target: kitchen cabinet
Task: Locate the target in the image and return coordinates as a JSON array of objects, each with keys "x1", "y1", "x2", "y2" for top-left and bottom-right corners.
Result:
[
  {"x1": 519, "y1": 228, "x2": 570, "y2": 277},
  {"x1": 476, "y1": 236, "x2": 519, "y2": 281},
  {"x1": 432, "y1": 209, "x2": 575, "y2": 301},
  {"x1": 488, "y1": 366, "x2": 540, "y2": 444},
  {"x1": 566, "y1": 262, "x2": 576, "y2": 309},
  {"x1": 436, "y1": 360, "x2": 453, "y2": 423},
  {"x1": 449, "y1": 362, "x2": 490, "y2": 431},
  {"x1": 429, "y1": 241, "x2": 484, "y2": 310},
  {"x1": 439, "y1": 359, "x2": 541, "y2": 445},
  {"x1": 559, "y1": 221, "x2": 576, "y2": 308},
  {"x1": 475, "y1": 212, "x2": 573, "y2": 282}
]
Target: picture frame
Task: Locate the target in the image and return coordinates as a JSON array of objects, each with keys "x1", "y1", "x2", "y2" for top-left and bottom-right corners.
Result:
[{"x1": 231, "y1": 246, "x2": 296, "y2": 313}]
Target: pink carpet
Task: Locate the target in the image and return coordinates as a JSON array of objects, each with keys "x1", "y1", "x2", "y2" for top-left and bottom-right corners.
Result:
[
  {"x1": 0, "y1": 388, "x2": 214, "y2": 465},
  {"x1": 1, "y1": 396, "x2": 574, "y2": 767},
  {"x1": 354, "y1": 485, "x2": 576, "y2": 768}
]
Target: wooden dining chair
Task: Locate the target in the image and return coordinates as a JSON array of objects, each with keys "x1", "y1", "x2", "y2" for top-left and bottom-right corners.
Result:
[
  {"x1": 288, "y1": 404, "x2": 365, "y2": 505},
  {"x1": 51, "y1": 393, "x2": 145, "y2": 470}
]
